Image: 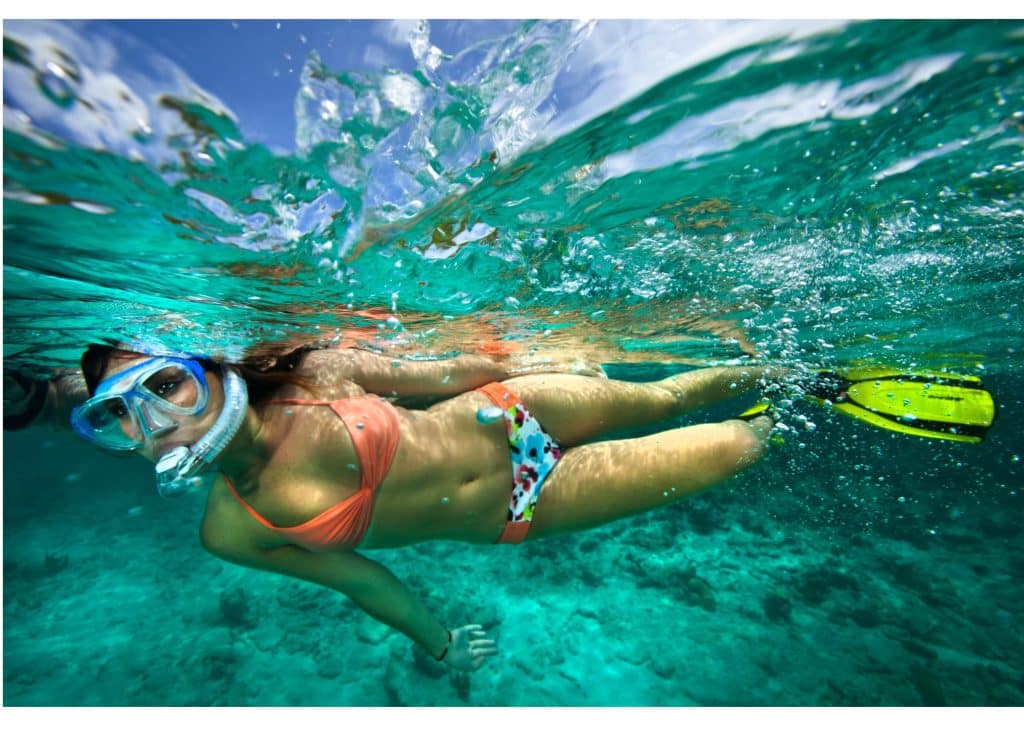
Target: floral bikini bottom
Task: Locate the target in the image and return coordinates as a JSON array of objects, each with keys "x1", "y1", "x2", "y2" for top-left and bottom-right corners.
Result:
[{"x1": 475, "y1": 383, "x2": 563, "y2": 544}]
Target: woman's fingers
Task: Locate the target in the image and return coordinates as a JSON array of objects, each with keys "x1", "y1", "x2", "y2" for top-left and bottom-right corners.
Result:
[
  {"x1": 457, "y1": 624, "x2": 498, "y2": 662},
  {"x1": 470, "y1": 647, "x2": 498, "y2": 669}
]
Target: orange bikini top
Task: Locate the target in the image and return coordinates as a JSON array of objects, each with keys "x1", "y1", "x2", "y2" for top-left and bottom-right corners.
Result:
[{"x1": 223, "y1": 395, "x2": 400, "y2": 551}]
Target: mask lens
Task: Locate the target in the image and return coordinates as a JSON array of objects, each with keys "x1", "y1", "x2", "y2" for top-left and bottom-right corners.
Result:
[
  {"x1": 141, "y1": 365, "x2": 200, "y2": 410},
  {"x1": 102, "y1": 397, "x2": 130, "y2": 420},
  {"x1": 77, "y1": 396, "x2": 141, "y2": 448}
]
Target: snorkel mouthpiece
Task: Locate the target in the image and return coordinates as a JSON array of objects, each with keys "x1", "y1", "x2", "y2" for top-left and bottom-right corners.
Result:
[
  {"x1": 155, "y1": 447, "x2": 204, "y2": 497},
  {"x1": 155, "y1": 368, "x2": 248, "y2": 498}
]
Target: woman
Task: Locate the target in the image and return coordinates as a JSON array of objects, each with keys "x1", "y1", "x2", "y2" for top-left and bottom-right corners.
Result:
[{"x1": 40, "y1": 345, "x2": 777, "y2": 672}]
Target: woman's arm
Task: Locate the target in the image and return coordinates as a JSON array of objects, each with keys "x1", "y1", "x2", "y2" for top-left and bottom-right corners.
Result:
[
  {"x1": 201, "y1": 526, "x2": 497, "y2": 670},
  {"x1": 4, "y1": 369, "x2": 88, "y2": 431},
  {"x1": 301, "y1": 348, "x2": 510, "y2": 398},
  {"x1": 300, "y1": 347, "x2": 607, "y2": 401},
  {"x1": 238, "y1": 544, "x2": 450, "y2": 655}
]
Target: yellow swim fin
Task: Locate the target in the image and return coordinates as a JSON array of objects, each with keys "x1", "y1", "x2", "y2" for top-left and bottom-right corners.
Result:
[
  {"x1": 807, "y1": 369, "x2": 996, "y2": 443},
  {"x1": 737, "y1": 401, "x2": 774, "y2": 421},
  {"x1": 735, "y1": 401, "x2": 786, "y2": 445}
]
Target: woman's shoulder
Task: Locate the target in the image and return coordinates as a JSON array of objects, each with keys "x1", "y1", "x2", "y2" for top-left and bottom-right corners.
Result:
[
  {"x1": 233, "y1": 346, "x2": 368, "y2": 402},
  {"x1": 264, "y1": 379, "x2": 368, "y2": 405},
  {"x1": 291, "y1": 349, "x2": 372, "y2": 397},
  {"x1": 294, "y1": 346, "x2": 362, "y2": 374}
]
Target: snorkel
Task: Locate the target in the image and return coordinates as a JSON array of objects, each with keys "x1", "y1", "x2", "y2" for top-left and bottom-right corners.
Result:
[{"x1": 154, "y1": 367, "x2": 249, "y2": 498}]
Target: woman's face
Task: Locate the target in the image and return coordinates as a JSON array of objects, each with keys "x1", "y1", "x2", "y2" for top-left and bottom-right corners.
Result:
[{"x1": 98, "y1": 352, "x2": 226, "y2": 462}]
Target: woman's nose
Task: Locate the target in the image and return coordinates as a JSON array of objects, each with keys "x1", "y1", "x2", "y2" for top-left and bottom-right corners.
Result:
[{"x1": 138, "y1": 403, "x2": 178, "y2": 437}]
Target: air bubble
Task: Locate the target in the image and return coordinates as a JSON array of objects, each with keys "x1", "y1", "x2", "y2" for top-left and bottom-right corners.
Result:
[
  {"x1": 476, "y1": 406, "x2": 504, "y2": 424},
  {"x1": 38, "y1": 61, "x2": 76, "y2": 108}
]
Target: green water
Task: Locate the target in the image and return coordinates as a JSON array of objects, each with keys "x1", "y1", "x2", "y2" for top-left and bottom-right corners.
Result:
[
  {"x1": 5, "y1": 20, "x2": 1023, "y2": 374},
  {"x1": 3, "y1": 20, "x2": 1024, "y2": 706}
]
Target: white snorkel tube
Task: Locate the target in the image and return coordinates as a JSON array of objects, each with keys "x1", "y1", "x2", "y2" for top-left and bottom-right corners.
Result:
[{"x1": 154, "y1": 367, "x2": 249, "y2": 498}]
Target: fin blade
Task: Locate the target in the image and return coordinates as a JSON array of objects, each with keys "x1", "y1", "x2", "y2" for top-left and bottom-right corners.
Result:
[
  {"x1": 806, "y1": 369, "x2": 996, "y2": 442},
  {"x1": 829, "y1": 401, "x2": 984, "y2": 443},
  {"x1": 737, "y1": 401, "x2": 773, "y2": 420},
  {"x1": 839, "y1": 367, "x2": 983, "y2": 387},
  {"x1": 845, "y1": 378, "x2": 995, "y2": 428}
]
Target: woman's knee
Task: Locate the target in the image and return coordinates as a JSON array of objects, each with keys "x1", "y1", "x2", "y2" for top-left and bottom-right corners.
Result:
[{"x1": 720, "y1": 417, "x2": 771, "y2": 469}]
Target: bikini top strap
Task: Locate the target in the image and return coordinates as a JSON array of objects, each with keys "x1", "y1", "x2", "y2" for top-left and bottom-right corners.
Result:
[
  {"x1": 222, "y1": 475, "x2": 278, "y2": 530},
  {"x1": 325, "y1": 396, "x2": 400, "y2": 492}
]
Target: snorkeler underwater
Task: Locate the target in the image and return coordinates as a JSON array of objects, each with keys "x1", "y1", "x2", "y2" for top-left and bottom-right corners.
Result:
[{"x1": 3, "y1": 19, "x2": 1023, "y2": 707}]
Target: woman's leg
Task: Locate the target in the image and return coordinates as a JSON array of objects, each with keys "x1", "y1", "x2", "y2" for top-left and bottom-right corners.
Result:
[
  {"x1": 503, "y1": 365, "x2": 775, "y2": 447},
  {"x1": 526, "y1": 416, "x2": 772, "y2": 539}
]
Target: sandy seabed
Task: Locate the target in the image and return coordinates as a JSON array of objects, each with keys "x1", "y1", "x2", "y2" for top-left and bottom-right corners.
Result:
[{"x1": 4, "y1": 423, "x2": 1022, "y2": 706}]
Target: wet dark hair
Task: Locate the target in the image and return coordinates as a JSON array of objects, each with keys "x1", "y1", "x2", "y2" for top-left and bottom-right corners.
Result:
[{"x1": 80, "y1": 343, "x2": 318, "y2": 407}]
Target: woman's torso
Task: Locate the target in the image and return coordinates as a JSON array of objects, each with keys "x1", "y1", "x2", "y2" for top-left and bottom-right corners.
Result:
[{"x1": 206, "y1": 379, "x2": 514, "y2": 550}]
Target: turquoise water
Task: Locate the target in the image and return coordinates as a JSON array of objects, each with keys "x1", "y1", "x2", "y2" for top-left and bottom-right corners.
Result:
[{"x1": 3, "y1": 20, "x2": 1023, "y2": 705}]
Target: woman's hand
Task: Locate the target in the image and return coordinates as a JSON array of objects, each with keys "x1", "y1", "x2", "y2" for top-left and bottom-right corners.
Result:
[
  {"x1": 3, "y1": 372, "x2": 50, "y2": 431},
  {"x1": 441, "y1": 624, "x2": 498, "y2": 672}
]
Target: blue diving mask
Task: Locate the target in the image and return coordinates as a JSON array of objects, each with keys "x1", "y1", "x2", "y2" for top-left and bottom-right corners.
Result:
[
  {"x1": 72, "y1": 355, "x2": 249, "y2": 498},
  {"x1": 72, "y1": 357, "x2": 210, "y2": 451}
]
